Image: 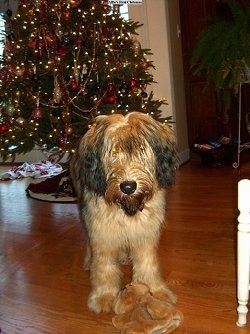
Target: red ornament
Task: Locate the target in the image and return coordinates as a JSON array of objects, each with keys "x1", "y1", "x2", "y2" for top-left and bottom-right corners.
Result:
[
  {"x1": 70, "y1": 79, "x2": 79, "y2": 91},
  {"x1": 130, "y1": 78, "x2": 138, "y2": 90},
  {"x1": 6, "y1": 64, "x2": 14, "y2": 76},
  {"x1": 36, "y1": 39, "x2": 45, "y2": 57},
  {"x1": 0, "y1": 123, "x2": 9, "y2": 134},
  {"x1": 63, "y1": 9, "x2": 71, "y2": 20},
  {"x1": 107, "y1": 83, "x2": 115, "y2": 93},
  {"x1": 57, "y1": 45, "x2": 68, "y2": 57},
  {"x1": 107, "y1": 95, "x2": 116, "y2": 104},
  {"x1": 32, "y1": 107, "x2": 43, "y2": 119},
  {"x1": 140, "y1": 59, "x2": 149, "y2": 69}
]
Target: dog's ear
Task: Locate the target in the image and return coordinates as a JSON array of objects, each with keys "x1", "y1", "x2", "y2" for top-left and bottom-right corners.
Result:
[
  {"x1": 150, "y1": 123, "x2": 178, "y2": 187},
  {"x1": 70, "y1": 131, "x2": 106, "y2": 196},
  {"x1": 155, "y1": 141, "x2": 178, "y2": 187}
]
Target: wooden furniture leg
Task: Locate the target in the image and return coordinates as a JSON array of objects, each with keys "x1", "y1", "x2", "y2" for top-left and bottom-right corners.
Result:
[{"x1": 237, "y1": 179, "x2": 250, "y2": 327}]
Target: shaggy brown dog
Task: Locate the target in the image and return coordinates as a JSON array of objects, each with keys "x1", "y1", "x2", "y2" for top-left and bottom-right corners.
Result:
[{"x1": 70, "y1": 112, "x2": 178, "y2": 313}]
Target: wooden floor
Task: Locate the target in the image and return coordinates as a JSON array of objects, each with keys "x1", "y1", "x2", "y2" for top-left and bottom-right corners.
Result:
[{"x1": 0, "y1": 158, "x2": 249, "y2": 333}]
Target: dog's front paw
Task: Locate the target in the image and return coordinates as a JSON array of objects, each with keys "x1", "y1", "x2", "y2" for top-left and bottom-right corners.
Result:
[
  {"x1": 150, "y1": 285, "x2": 177, "y2": 304},
  {"x1": 88, "y1": 291, "x2": 117, "y2": 313}
]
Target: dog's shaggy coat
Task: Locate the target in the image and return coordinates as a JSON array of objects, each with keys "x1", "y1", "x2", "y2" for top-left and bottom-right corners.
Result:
[{"x1": 70, "y1": 112, "x2": 178, "y2": 313}]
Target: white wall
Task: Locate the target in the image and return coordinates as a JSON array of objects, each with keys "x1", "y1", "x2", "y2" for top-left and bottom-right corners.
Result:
[{"x1": 129, "y1": 0, "x2": 189, "y2": 163}]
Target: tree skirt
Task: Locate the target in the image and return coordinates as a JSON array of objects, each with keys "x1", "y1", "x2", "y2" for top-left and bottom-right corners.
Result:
[{"x1": 26, "y1": 170, "x2": 77, "y2": 203}]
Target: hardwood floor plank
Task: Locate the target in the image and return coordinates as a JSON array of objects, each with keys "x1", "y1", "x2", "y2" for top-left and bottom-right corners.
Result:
[{"x1": 0, "y1": 160, "x2": 248, "y2": 333}]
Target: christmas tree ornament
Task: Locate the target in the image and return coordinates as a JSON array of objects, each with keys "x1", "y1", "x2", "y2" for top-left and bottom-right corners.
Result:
[
  {"x1": 141, "y1": 91, "x2": 148, "y2": 99},
  {"x1": 132, "y1": 37, "x2": 141, "y2": 56},
  {"x1": 130, "y1": 77, "x2": 138, "y2": 90},
  {"x1": 70, "y1": 0, "x2": 82, "y2": 8},
  {"x1": 119, "y1": 83, "x2": 129, "y2": 95},
  {"x1": 36, "y1": 39, "x2": 45, "y2": 57},
  {"x1": 107, "y1": 94, "x2": 116, "y2": 104},
  {"x1": 70, "y1": 79, "x2": 80, "y2": 91},
  {"x1": 7, "y1": 32, "x2": 15, "y2": 41},
  {"x1": 5, "y1": 101, "x2": 14, "y2": 114},
  {"x1": 0, "y1": 123, "x2": 9, "y2": 134},
  {"x1": 29, "y1": 38, "x2": 37, "y2": 49},
  {"x1": 61, "y1": 34, "x2": 71, "y2": 46},
  {"x1": 32, "y1": 107, "x2": 43, "y2": 119},
  {"x1": 57, "y1": 45, "x2": 68, "y2": 57},
  {"x1": 63, "y1": 9, "x2": 71, "y2": 20},
  {"x1": 32, "y1": 104, "x2": 43, "y2": 119},
  {"x1": 107, "y1": 83, "x2": 115, "y2": 93},
  {"x1": 6, "y1": 64, "x2": 14, "y2": 76},
  {"x1": 74, "y1": 65, "x2": 81, "y2": 84},
  {"x1": 6, "y1": 8, "x2": 13, "y2": 18},
  {"x1": 52, "y1": 76, "x2": 62, "y2": 104},
  {"x1": 82, "y1": 64, "x2": 88, "y2": 75},
  {"x1": 140, "y1": 59, "x2": 149, "y2": 69},
  {"x1": 113, "y1": 5, "x2": 120, "y2": 14},
  {"x1": 16, "y1": 117, "x2": 25, "y2": 124}
]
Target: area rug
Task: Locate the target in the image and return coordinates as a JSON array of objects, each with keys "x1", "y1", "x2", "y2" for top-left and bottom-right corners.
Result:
[{"x1": 26, "y1": 170, "x2": 77, "y2": 203}]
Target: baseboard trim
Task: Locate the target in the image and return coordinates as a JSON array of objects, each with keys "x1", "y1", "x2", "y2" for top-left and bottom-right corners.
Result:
[{"x1": 178, "y1": 148, "x2": 190, "y2": 165}]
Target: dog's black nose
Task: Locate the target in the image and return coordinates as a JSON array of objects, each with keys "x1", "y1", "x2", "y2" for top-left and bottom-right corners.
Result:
[{"x1": 120, "y1": 181, "x2": 137, "y2": 195}]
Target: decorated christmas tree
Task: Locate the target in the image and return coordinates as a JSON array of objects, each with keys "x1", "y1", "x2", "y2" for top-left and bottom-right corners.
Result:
[{"x1": 0, "y1": 0, "x2": 168, "y2": 162}]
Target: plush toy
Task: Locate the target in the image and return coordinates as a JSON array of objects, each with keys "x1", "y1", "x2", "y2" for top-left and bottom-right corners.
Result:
[{"x1": 112, "y1": 283, "x2": 183, "y2": 334}]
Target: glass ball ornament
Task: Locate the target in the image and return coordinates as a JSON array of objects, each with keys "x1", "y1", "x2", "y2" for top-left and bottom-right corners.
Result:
[
  {"x1": 141, "y1": 91, "x2": 148, "y2": 98},
  {"x1": 130, "y1": 78, "x2": 138, "y2": 90},
  {"x1": 7, "y1": 32, "x2": 15, "y2": 41},
  {"x1": 5, "y1": 101, "x2": 14, "y2": 114},
  {"x1": 63, "y1": 9, "x2": 71, "y2": 20},
  {"x1": 57, "y1": 45, "x2": 68, "y2": 57},
  {"x1": 70, "y1": 79, "x2": 80, "y2": 91},
  {"x1": 70, "y1": 0, "x2": 82, "y2": 8},
  {"x1": 0, "y1": 123, "x2": 9, "y2": 134},
  {"x1": 32, "y1": 106, "x2": 43, "y2": 119},
  {"x1": 132, "y1": 37, "x2": 141, "y2": 56},
  {"x1": 61, "y1": 34, "x2": 71, "y2": 46},
  {"x1": 107, "y1": 83, "x2": 115, "y2": 94},
  {"x1": 16, "y1": 117, "x2": 25, "y2": 124},
  {"x1": 6, "y1": 64, "x2": 14, "y2": 77},
  {"x1": 107, "y1": 95, "x2": 116, "y2": 104},
  {"x1": 36, "y1": 39, "x2": 45, "y2": 57},
  {"x1": 140, "y1": 59, "x2": 149, "y2": 69},
  {"x1": 119, "y1": 83, "x2": 129, "y2": 95},
  {"x1": 6, "y1": 8, "x2": 13, "y2": 18}
]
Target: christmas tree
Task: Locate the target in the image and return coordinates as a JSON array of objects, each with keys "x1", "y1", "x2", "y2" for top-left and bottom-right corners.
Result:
[{"x1": 0, "y1": 0, "x2": 168, "y2": 162}]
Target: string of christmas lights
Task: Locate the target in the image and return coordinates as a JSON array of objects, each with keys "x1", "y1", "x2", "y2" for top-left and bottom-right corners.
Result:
[{"x1": 0, "y1": 0, "x2": 168, "y2": 161}]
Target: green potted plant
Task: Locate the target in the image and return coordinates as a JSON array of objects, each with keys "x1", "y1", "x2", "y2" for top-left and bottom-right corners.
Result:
[{"x1": 191, "y1": 0, "x2": 250, "y2": 112}]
